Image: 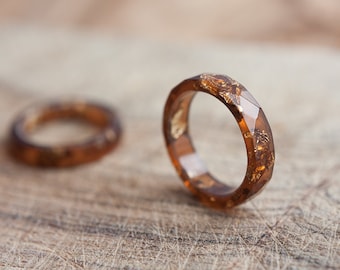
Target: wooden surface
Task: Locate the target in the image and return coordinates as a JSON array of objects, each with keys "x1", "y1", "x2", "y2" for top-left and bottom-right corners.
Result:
[
  {"x1": 0, "y1": 0, "x2": 340, "y2": 47},
  {"x1": 0, "y1": 26, "x2": 340, "y2": 269}
]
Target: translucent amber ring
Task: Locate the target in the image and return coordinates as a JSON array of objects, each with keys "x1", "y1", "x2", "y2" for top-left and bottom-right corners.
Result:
[
  {"x1": 163, "y1": 74, "x2": 275, "y2": 208},
  {"x1": 9, "y1": 100, "x2": 122, "y2": 167}
]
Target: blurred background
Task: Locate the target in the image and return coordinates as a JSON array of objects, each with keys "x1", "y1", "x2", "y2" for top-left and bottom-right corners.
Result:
[{"x1": 0, "y1": 0, "x2": 340, "y2": 47}]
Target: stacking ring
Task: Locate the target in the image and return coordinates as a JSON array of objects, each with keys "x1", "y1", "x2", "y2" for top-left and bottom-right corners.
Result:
[
  {"x1": 163, "y1": 74, "x2": 275, "y2": 208},
  {"x1": 9, "y1": 100, "x2": 122, "y2": 167}
]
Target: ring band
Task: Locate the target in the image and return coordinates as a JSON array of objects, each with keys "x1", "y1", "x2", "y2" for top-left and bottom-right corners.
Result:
[
  {"x1": 163, "y1": 74, "x2": 275, "y2": 208},
  {"x1": 9, "y1": 100, "x2": 122, "y2": 167}
]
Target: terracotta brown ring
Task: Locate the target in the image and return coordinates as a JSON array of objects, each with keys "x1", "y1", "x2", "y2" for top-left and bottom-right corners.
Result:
[
  {"x1": 9, "y1": 100, "x2": 122, "y2": 167},
  {"x1": 163, "y1": 73, "x2": 275, "y2": 209}
]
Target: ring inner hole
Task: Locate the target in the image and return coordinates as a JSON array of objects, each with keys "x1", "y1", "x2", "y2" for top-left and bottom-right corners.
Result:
[
  {"x1": 187, "y1": 92, "x2": 247, "y2": 193},
  {"x1": 24, "y1": 106, "x2": 107, "y2": 146}
]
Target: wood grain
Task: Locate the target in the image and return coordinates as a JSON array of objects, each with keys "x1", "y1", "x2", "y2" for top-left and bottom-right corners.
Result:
[{"x1": 0, "y1": 26, "x2": 339, "y2": 269}]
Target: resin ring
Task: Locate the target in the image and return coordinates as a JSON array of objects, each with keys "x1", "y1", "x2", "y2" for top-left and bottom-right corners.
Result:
[
  {"x1": 163, "y1": 73, "x2": 275, "y2": 208},
  {"x1": 9, "y1": 100, "x2": 122, "y2": 167}
]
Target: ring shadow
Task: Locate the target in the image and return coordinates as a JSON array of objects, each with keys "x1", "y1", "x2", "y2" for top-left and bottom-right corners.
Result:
[{"x1": 165, "y1": 184, "x2": 256, "y2": 219}]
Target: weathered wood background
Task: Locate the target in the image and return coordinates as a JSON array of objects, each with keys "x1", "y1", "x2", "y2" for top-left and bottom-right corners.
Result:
[{"x1": 0, "y1": 1, "x2": 339, "y2": 269}]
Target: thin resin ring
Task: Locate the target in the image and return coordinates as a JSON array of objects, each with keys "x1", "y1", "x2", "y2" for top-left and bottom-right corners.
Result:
[
  {"x1": 163, "y1": 73, "x2": 275, "y2": 208},
  {"x1": 9, "y1": 100, "x2": 121, "y2": 167}
]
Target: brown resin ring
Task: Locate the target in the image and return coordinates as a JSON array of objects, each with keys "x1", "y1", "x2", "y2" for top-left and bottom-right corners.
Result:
[
  {"x1": 163, "y1": 74, "x2": 275, "y2": 208},
  {"x1": 9, "y1": 100, "x2": 122, "y2": 167}
]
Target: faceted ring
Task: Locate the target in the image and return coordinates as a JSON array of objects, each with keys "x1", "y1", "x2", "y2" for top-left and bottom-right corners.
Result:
[
  {"x1": 163, "y1": 73, "x2": 275, "y2": 208},
  {"x1": 9, "y1": 100, "x2": 122, "y2": 167}
]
